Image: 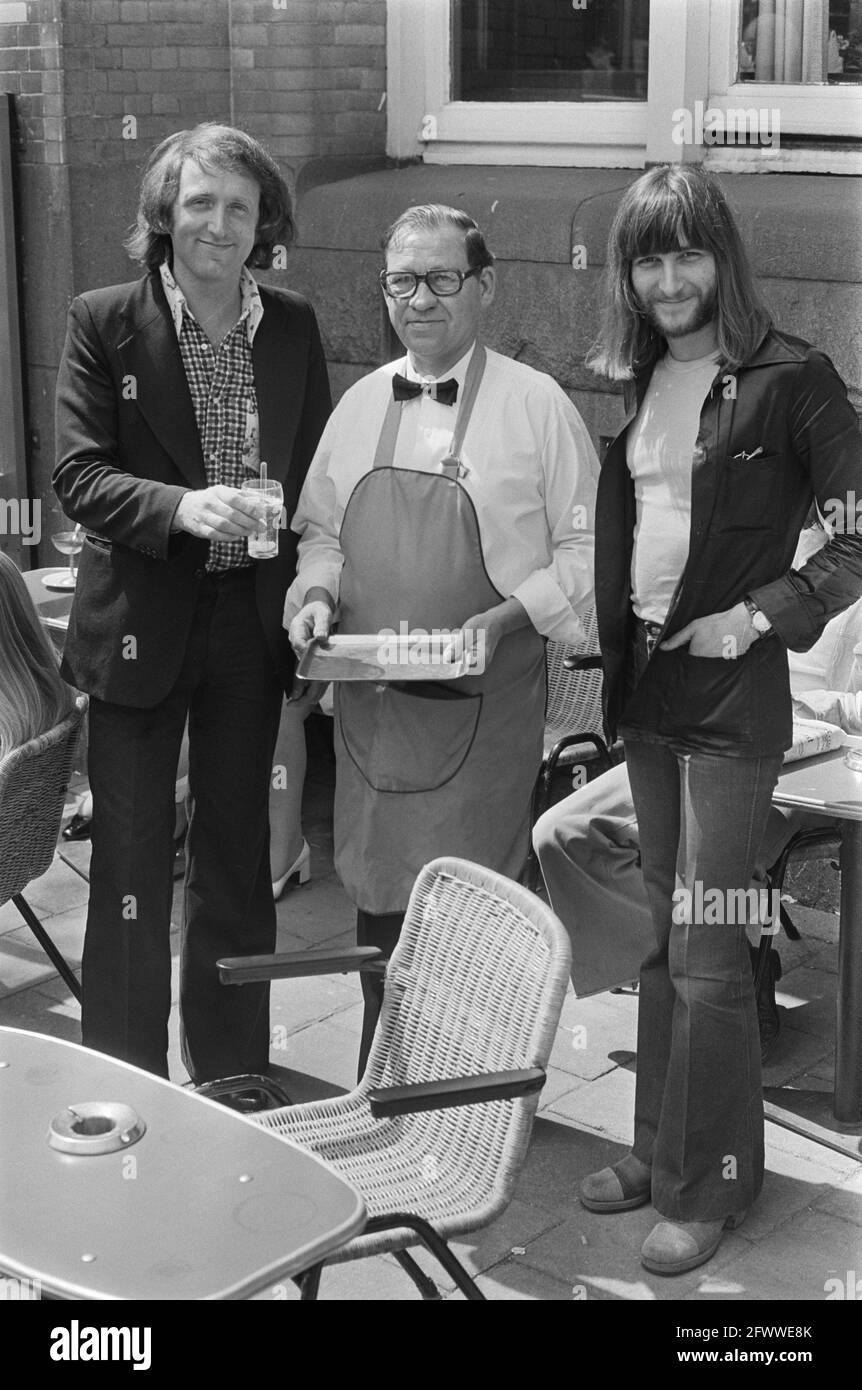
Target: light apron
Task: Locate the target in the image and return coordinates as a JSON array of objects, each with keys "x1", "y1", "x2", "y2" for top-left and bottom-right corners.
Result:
[{"x1": 334, "y1": 345, "x2": 546, "y2": 913}]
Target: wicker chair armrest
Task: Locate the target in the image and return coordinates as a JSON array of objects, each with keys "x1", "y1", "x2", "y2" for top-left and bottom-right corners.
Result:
[
  {"x1": 218, "y1": 945, "x2": 383, "y2": 985},
  {"x1": 563, "y1": 653, "x2": 602, "y2": 671},
  {"x1": 367, "y1": 1066, "x2": 546, "y2": 1117}
]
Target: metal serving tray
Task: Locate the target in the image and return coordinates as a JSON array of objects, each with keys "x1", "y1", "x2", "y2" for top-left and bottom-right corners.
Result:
[{"x1": 296, "y1": 633, "x2": 480, "y2": 682}]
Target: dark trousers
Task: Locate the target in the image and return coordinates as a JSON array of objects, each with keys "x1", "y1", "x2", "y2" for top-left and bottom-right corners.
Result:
[
  {"x1": 82, "y1": 569, "x2": 282, "y2": 1082},
  {"x1": 625, "y1": 737, "x2": 783, "y2": 1221},
  {"x1": 356, "y1": 909, "x2": 404, "y2": 1079}
]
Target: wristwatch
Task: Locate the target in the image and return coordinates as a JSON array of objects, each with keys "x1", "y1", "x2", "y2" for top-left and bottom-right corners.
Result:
[{"x1": 742, "y1": 595, "x2": 773, "y2": 638}]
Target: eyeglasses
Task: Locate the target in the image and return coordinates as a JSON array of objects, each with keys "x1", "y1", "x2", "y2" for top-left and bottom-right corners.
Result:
[{"x1": 378, "y1": 267, "x2": 482, "y2": 300}]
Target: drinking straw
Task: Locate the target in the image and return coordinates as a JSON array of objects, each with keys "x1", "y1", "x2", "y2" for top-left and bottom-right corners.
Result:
[{"x1": 260, "y1": 460, "x2": 268, "y2": 488}]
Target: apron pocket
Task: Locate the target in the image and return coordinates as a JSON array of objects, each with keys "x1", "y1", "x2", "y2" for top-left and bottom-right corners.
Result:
[{"x1": 338, "y1": 681, "x2": 483, "y2": 793}]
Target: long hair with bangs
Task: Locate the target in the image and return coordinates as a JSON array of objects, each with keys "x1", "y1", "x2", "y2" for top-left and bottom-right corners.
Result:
[
  {"x1": 124, "y1": 123, "x2": 295, "y2": 273},
  {"x1": 586, "y1": 164, "x2": 772, "y2": 381},
  {"x1": 0, "y1": 552, "x2": 76, "y2": 761}
]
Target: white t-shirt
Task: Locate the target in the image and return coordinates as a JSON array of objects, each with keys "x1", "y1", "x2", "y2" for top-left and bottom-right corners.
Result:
[{"x1": 627, "y1": 350, "x2": 720, "y2": 625}]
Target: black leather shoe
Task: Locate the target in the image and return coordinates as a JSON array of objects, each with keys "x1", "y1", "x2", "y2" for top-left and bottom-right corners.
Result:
[{"x1": 61, "y1": 812, "x2": 92, "y2": 841}]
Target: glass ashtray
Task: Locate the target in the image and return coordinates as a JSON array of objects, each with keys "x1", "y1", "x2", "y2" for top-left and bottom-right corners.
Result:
[{"x1": 844, "y1": 747, "x2": 862, "y2": 772}]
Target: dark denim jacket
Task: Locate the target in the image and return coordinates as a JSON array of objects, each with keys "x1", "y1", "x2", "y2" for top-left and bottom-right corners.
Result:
[{"x1": 595, "y1": 328, "x2": 862, "y2": 756}]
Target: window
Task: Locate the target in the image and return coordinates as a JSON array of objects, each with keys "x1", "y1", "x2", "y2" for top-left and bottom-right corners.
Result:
[
  {"x1": 386, "y1": 0, "x2": 862, "y2": 171},
  {"x1": 707, "y1": 0, "x2": 862, "y2": 168},
  {"x1": 386, "y1": 0, "x2": 651, "y2": 167},
  {"x1": 738, "y1": 0, "x2": 862, "y2": 84},
  {"x1": 452, "y1": 0, "x2": 649, "y2": 104}
]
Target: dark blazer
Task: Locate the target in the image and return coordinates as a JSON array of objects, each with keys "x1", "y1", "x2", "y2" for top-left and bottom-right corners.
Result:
[
  {"x1": 54, "y1": 272, "x2": 331, "y2": 707},
  {"x1": 596, "y1": 328, "x2": 862, "y2": 757}
]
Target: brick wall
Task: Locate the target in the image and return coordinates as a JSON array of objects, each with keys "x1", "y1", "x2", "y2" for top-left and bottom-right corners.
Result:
[
  {"x1": 230, "y1": 0, "x2": 386, "y2": 165},
  {"x1": 1, "y1": 0, "x2": 385, "y2": 173},
  {"x1": 1, "y1": 0, "x2": 232, "y2": 169},
  {"x1": 0, "y1": 0, "x2": 64, "y2": 164},
  {"x1": 59, "y1": 0, "x2": 231, "y2": 166},
  {"x1": 0, "y1": 0, "x2": 387, "y2": 559}
]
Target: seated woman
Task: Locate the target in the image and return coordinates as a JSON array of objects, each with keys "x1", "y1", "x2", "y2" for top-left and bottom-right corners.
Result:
[{"x1": 0, "y1": 551, "x2": 77, "y2": 760}]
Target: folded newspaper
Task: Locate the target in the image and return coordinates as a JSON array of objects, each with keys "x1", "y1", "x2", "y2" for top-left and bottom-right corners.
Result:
[{"x1": 783, "y1": 717, "x2": 846, "y2": 764}]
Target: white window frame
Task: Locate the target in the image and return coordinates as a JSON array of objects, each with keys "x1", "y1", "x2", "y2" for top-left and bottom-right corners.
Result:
[
  {"x1": 386, "y1": 0, "x2": 862, "y2": 173},
  {"x1": 705, "y1": 0, "x2": 862, "y2": 173}
]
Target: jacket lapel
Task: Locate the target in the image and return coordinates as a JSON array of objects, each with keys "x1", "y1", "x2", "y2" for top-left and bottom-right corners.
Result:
[
  {"x1": 117, "y1": 275, "x2": 207, "y2": 489},
  {"x1": 253, "y1": 291, "x2": 304, "y2": 485}
]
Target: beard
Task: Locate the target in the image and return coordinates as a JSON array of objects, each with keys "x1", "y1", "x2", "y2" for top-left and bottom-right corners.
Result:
[{"x1": 639, "y1": 285, "x2": 718, "y2": 340}]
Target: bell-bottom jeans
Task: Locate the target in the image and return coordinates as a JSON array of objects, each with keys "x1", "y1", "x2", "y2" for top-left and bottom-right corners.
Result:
[{"x1": 624, "y1": 736, "x2": 783, "y2": 1221}]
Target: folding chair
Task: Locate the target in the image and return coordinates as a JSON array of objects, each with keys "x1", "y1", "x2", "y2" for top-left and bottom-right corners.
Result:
[
  {"x1": 215, "y1": 856, "x2": 572, "y2": 1300},
  {"x1": 751, "y1": 823, "x2": 842, "y2": 1053},
  {"x1": 0, "y1": 698, "x2": 87, "y2": 1003},
  {"x1": 525, "y1": 609, "x2": 616, "y2": 890},
  {"x1": 766, "y1": 824, "x2": 842, "y2": 944}
]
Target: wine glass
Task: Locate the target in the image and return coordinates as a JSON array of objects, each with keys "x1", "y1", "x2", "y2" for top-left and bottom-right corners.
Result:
[{"x1": 44, "y1": 526, "x2": 84, "y2": 590}]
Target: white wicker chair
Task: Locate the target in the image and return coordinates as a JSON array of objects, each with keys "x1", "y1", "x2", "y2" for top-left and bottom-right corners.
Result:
[
  {"x1": 216, "y1": 856, "x2": 572, "y2": 1300},
  {"x1": 0, "y1": 697, "x2": 87, "y2": 1002}
]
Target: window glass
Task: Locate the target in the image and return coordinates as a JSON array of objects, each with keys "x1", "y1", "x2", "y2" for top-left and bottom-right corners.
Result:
[
  {"x1": 452, "y1": 0, "x2": 649, "y2": 103},
  {"x1": 738, "y1": 0, "x2": 862, "y2": 83}
]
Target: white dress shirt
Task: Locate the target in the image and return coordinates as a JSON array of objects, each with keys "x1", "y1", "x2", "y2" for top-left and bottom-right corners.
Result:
[
  {"x1": 159, "y1": 260, "x2": 265, "y2": 478},
  {"x1": 286, "y1": 343, "x2": 599, "y2": 643},
  {"x1": 159, "y1": 261, "x2": 264, "y2": 344}
]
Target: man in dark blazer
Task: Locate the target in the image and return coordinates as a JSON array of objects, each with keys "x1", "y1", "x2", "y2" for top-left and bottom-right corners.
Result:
[{"x1": 53, "y1": 124, "x2": 331, "y2": 1082}]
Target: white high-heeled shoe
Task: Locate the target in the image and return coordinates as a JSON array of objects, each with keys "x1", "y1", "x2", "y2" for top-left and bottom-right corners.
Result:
[{"x1": 272, "y1": 839, "x2": 311, "y2": 900}]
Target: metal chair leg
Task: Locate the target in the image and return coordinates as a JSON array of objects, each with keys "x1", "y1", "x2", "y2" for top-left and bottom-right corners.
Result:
[
  {"x1": 296, "y1": 1263, "x2": 323, "y2": 1300},
  {"x1": 750, "y1": 932, "x2": 774, "y2": 996},
  {"x1": 12, "y1": 893, "x2": 82, "y2": 1003},
  {"x1": 394, "y1": 1248, "x2": 443, "y2": 1300},
  {"x1": 778, "y1": 900, "x2": 802, "y2": 942},
  {"x1": 364, "y1": 1212, "x2": 486, "y2": 1301}
]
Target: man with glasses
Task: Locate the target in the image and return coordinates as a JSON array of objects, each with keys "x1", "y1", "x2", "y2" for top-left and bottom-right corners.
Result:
[{"x1": 287, "y1": 203, "x2": 598, "y2": 1072}]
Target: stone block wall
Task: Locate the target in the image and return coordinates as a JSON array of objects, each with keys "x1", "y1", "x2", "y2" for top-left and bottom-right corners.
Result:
[{"x1": 285, "y1": 165, "x2": 862, "y2": 453}]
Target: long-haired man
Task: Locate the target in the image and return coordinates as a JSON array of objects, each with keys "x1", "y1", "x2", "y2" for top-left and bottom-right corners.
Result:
[{"x1": 580, "y1": 164, "x2": 862, "y2": 1274}]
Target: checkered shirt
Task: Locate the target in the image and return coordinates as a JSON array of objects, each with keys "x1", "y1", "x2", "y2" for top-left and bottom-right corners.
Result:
[{"x1": 160, "y1": 261, "x2": 263, "y2": 573}]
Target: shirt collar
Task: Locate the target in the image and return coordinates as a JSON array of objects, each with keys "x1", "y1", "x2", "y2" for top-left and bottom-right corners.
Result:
[
  {"x1": 158, "y1": 261, "x2": 264, "y2": 345},
  {"x1": 402, "y1": 341, "x2": 476, "y2": 388}
]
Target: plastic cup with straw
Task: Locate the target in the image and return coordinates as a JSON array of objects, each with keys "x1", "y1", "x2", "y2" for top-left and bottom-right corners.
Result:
[{"x1": 240, "y1": 460, "x2": 283, "y2": 559}]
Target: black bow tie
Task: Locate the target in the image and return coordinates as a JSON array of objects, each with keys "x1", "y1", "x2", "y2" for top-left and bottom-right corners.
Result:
[{"x1": 392, "y1": 373, "x2": 459, "y2": 406}]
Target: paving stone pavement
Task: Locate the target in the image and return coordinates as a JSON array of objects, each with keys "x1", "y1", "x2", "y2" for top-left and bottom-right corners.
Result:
[{"x1": 1, "y1": 758, "x2": 860, "y2": 1306}]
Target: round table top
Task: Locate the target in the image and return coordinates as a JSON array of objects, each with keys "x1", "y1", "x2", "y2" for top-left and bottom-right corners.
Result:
[
  {"x1": 21, "y1": 567, "x2": 74, "y2": 631},
  {"x1": 0, "y1": 1026, "x2": 365, "y2": 1300},
  {"x1": 774, "y1": 744, "x2": 862, "y2": 823}
]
